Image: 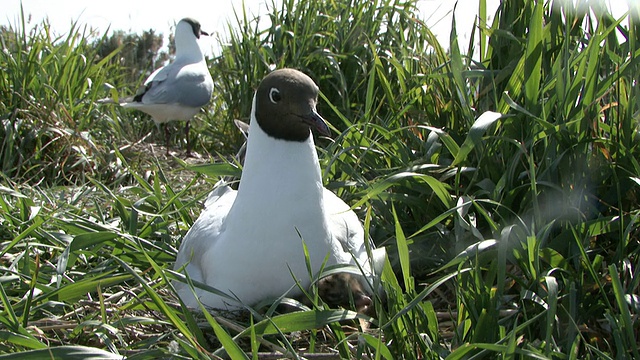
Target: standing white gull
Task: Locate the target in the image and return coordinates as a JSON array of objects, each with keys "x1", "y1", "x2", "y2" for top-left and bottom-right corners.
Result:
[
  {"x1": 99, "y1": 18, "x2": 213, "y2": 155},
  {"x1": 174, "y1": 68, "x2": 385, "y2": 310}
]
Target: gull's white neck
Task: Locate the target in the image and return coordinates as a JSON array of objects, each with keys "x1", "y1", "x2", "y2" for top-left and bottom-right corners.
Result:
[
  {"x1": 175, "y1": 23, "x2": 205, "y2": 63},
  {"x1": 235, "y1": 97, "x2": 324, "y2": 208}
]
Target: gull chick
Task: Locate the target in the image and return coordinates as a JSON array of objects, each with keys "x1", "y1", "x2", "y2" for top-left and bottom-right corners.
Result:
[
  {"x1": 99, "y1": 18, "x2": 213, "y2": 155},
  {"x1": 174, "y1": 68, "x2": 385, "y2": 310}
]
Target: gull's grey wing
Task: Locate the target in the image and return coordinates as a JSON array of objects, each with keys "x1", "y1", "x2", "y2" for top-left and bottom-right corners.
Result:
[
  {"x1": 174, "y1": 182, "x2": 237, "y2": 307},
  {"x1": 324, "y1": 188, "x2": 386, "y2": 276},
  {"x1": 139, "y1": 61, "x2": 213, "y2": 108}
]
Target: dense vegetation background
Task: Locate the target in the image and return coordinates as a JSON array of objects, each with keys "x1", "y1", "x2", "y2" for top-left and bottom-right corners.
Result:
[{"x1": 1, "y1": 0, "x2": 639, "y2": 358}]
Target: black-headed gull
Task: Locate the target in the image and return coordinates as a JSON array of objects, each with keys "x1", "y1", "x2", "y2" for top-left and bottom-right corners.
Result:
[
  {"x1": 174, "y1": 68, "x2": 385, "y2": 310},
  {"x1": 99, "y1": 18, "x2": 213, "y2": 155}
]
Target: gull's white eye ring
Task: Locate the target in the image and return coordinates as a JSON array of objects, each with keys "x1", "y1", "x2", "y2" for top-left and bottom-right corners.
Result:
[{"x1": 269, "y1": 88, "x2": 281, "y2": 104}]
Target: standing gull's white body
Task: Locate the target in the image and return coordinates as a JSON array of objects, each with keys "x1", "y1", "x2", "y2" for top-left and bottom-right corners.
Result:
[
  {"x1": 174, "y1": 69, "x2": 383, "y2": 309},
  {"x1": 99, "y1": 18, "x2": 213, "y2": 154}
]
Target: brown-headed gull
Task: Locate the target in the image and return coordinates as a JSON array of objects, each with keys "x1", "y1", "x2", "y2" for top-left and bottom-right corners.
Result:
[{"x1": 174, "y1": 68, "x2": 385, "y2": 310}]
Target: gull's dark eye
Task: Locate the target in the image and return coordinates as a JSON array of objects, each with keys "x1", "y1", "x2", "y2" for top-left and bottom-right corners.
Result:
[{"x1": 269, "y1": 88, "x2": 281, "y2": 104}]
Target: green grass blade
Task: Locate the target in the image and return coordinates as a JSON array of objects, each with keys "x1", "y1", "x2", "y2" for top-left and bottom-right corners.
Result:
[
  {"x1": 199, "y1": 310, "x2": 249, "y2": 360},
  {"x1": 608, "y1": 264, "x2": 640, "y2": 358},
  {"x1": 0, "y1": 331, "x2": 47, "y2": 350},
  {"x1": 0, "y1": 346, "x2": 123, "y2": 359},
  {"x1": 238, "y1": 309, "x2": 363, "y2": 337},
  {"x1": 112, "y1": 257, "x2": 199, "y2": 347},
  {"x1": 392, "y1": 203, "x2": 412, "y2": 292},
  {"x1": 523, "y1": 2, "x2": 543, "y2": 111},
  {"x1": 452, "y1": 111, "x2": 504, "y2": 166}
]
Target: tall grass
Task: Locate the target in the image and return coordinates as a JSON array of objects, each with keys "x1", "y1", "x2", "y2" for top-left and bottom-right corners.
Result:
[
  {"x1": 0, "y1": 9, "x2": 131, "y2": 185},
  {"x1": 1, "y1": 0, "x2": 639, "y2": 358}
]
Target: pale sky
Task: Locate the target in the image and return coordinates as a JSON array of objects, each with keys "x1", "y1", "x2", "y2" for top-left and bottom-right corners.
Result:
[
  {"x1": 1, "y1": 0, "x2": 632, "y2": 57},
  {"x1": 0, "y1": 0, "x2": 501, "y2": 55}
]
